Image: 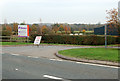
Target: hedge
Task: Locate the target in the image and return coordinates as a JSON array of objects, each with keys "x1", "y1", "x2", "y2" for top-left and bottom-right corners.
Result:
[{"x1": 29, "y1": 34, "x2": 119, "y2": 45}]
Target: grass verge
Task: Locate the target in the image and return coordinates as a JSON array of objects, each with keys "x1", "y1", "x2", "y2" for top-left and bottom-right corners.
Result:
[
  {"x1": 58, "y1": 48, "x2": 119, "y2": 62},
  {"x1": 0, "y1": 42, "x2": 33, "y2": 45},
  {"x1": 0, "y1": 42, "x2": 119, "y2": 47}
]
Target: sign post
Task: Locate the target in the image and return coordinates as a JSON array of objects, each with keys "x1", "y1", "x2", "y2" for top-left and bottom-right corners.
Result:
[
  {"x1": 34, "y1": 36, "x2": 42, "y2": 47},
  {"x1": 105, "y1": 24, "x2": 107, "y2": 48}
]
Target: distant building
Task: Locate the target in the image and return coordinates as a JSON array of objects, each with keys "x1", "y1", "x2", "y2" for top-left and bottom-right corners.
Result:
[{"x1": 94, "y1": 25, "x2": 119, "y2": 36}]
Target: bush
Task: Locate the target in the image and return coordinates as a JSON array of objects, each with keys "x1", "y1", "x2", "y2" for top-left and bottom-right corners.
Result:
[
  {"x1": 116, "y1": 36, "x2": 120, "y2": 44},
  {"x1": 2, "y1": 30, "x2": 12, "y2": 36},
  {"x1": 29, "y1": 34, "x2": 119, "y2": 45}
]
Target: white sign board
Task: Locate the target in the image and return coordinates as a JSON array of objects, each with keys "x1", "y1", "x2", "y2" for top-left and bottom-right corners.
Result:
[
  {"x1": 34, "y1": 36, "x2": 42, "y2": 45},
  {"x1": 18, "y1": 25, "x2": 29, "y2": 37}
]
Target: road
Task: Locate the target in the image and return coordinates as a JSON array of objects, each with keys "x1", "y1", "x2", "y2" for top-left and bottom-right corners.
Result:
[
  {"x1": 2, "y1": 53, "x2": 118, "y2": 80},
  {"x1": 2, "y1": 45, "x2": 81, "y2": 59}
]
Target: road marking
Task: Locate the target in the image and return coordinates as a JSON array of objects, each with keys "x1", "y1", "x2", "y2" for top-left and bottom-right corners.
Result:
[
  {"x1": 50, "y1": 59, "x2": 63, "y2": 61},
  {"x1": 76, "y1": 62, "x2": 119, "y2": 68},
  {"x1": 32, "y1": 57, "x2": 39, "y2": 58},
  {"x1": 11, "y1": 54, "x2": 19, "y2": 56},
  {"x1": 50, "y1": 59, "x2": 56, "y2": 61},
  {"x1": 43, "y1": 75, "x2": 63, "y2": 80},
  {"x1": 56, "y1": 59, "x2": 63, "y2": 61},
  {"x1": 15, "y1": 68, "x2": 18, "y2": 71},
  {"x1": 27, "y1": 56, "x2": 32, "y2": 58},
  {"x1": 27, "y1": 56, "x2": 39, "y2": 58}
]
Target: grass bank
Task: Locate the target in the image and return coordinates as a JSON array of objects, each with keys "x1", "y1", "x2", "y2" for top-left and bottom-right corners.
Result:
[{"x1": 58, "y1": 48, "x2": 119, "y2": 62}]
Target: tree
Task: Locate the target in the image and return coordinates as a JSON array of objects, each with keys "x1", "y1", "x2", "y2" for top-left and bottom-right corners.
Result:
[
  {"x1": 59, "y1": 24, "x2": 64, "y2": 33},
  {"x1": 13, "y1": 23, "x2": 18, "y2": 35},
  {"x1": 64, "y1": 25, "x2": 68, "y2": 34},
  {"x1": 2, "y1": 24, "x2": 6, "y2": 31},
  {"x1": 106, "y1": 8, "x2": 120, "y2": 35},
  {"x1": 67, "y1": 26, "x2": 71, "y2": 34},
  {"x1": 106, "y1": 8, "x2": 118, "y2": 24},
  {"x1": 6, "y1": 25, "x2": 12, "y2": 32},
  {"x1": 41, "y1": 25, "x2": 48, "y2": 34},
  {"x1": 52, "y1": 23, "x2": 60, "y2": 33},
  {"x1": 31, "y1": 24, "x2": 37, "y2": 33},
  {"x1": 20, "y1": 23, "x2": 26, "y2": 25},
  {"x1": 37, "y1": 26, "x2": 42, "y2": 34},
  {"x1": 2, "y1": 25, "x2": 12, "y2": 36},
  {"x1": 71, "y1": 27, "x2": 74, "y2": 34}
]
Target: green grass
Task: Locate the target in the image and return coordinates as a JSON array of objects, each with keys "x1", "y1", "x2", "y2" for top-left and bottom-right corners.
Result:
[
  {"x1": 58, "y1": 48, "x2": 119, "y2": 62},
  {"x1": 0, "y1": 42, "x2": 118, "y2": 47},
  {"x1": 0, "y1": 42, "x2": 33, "y2": 45}
]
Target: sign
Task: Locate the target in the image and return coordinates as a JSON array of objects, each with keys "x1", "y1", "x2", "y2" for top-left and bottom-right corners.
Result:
[
  {"x1": 34, "y1": 36, "x2": 42, "y2": 45},
  {"x1": 18, "y1": 25, "x2": 29, "y2": 37}
]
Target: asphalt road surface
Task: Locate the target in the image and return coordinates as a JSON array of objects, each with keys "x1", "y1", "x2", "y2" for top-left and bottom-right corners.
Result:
[
  {"x1": 2, "y1": 53, "x2": 118, "y2": 80},
  {"x1": 2, "y1": 46, "x2": 81, "y2": 59}
]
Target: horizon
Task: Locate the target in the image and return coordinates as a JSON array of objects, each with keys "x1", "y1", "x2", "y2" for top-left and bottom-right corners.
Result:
[{"x1": 0, "y1": 22, "x2": 105, "y2": 25}]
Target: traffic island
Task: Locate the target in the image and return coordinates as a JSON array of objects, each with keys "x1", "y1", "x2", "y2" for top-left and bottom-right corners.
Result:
[
  {"x1": 55, "y1": 52, "x2": 119, "y2": 67},
  {"x1": 55, "y1": 48, "x2": 120, "y2": 67}
]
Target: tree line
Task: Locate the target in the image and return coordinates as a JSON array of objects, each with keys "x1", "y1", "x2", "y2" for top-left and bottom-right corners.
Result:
[{"x1": 0, "y1": 8, "x2": 119, "y2": 36}]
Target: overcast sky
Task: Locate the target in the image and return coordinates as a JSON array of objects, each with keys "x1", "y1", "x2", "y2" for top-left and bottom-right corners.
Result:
[{"x1": 0, "y1": 0, "x2": 119, "y2": 24}]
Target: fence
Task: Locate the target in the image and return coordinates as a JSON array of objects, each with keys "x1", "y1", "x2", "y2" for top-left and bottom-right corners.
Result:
[{"x1": 0, "y1": 36, "x2": 30, "y2": 42}]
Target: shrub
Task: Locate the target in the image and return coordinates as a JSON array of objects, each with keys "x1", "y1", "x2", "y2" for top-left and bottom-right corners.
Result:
[
  {"x1": 29, "y1": 34, "x2": 119, "y2": 45},
  {"x1": 2, "y1": 30, "x2": 12, "y2": 36}
]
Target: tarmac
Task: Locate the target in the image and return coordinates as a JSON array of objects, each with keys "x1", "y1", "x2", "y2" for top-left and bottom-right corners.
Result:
[{"x1": 2, "y1": 44, "x2": 120, "y2": 67}]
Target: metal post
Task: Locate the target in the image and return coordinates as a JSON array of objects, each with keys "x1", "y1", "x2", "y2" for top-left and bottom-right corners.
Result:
[
  {"x1": 105, "y1": 24, "x2": 107, "y2": 48},
  {"x1": 27, "y1": 37, "x2": 28, "y2": 43}
]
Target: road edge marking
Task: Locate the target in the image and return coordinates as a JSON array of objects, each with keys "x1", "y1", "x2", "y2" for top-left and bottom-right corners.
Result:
[
  {"x1": 50, "y1": 59, "x2": 63, "y2": 61},
  {"x1": 43, "y1": 75, "x2": 63, "y2": 80},
  {"x1": 27, "y1": 56, "x2": 33, "y2": 58},
  {"x1": 50, "y1": 59, "x2": 56, "y2": 61},
  {"x1": 32, "y1": 57, "x2": 39, "y2": 58},
  {"x1": 11, "y1": 54, "x2": 19, "y2": 56},
  {"x1": 76, "y1": 62, "x2": 119, "y2": 68}
]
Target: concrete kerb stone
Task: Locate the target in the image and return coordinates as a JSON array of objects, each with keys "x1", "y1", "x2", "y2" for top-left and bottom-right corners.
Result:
[{"x1": 55, "y1": 52, "x2": 120, "y2": 67}]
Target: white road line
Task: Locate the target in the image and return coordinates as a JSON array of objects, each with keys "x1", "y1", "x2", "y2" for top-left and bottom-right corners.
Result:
[
  {"x1": 15, "y1": 68, "x2": 18, "y2": 71},
  {"x1": 50, "y1": 59, "x2": 63, "y2": 61},
  {"x1": 76, "y1": 62, "x2": 119, "y2": 69},
  {"x1": 43, "y1": 75, "x2": 63, "y2": 80},
  {"x1": 27, "y1": 56, "x2": 39, "y2": 58},
  {"x1": 50, "y1": 59, "x2": 56, "y2": 61},
  {"x1": 56, "y1": 59, "x2": 63, "y2": 61},
  {"x1": 27, "y1": 56, "x2": 32, "y2": 57},
  {"x1": 32, "y1": 57, "x2": 39, "y2": 58},
  {"x1": 11, "y1": 54, "x2": 19, "y2": 56}
]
